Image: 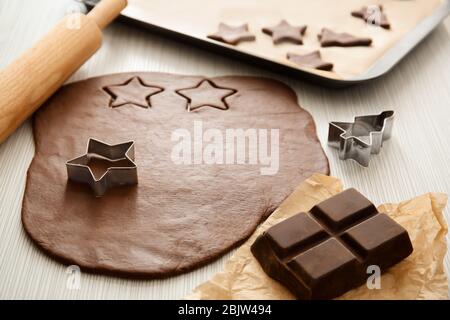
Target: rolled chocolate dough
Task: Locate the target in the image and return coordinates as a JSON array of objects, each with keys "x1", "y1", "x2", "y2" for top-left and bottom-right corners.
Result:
[{"x1": 22, "y1": 72, "x2": 329, "y2": 278}]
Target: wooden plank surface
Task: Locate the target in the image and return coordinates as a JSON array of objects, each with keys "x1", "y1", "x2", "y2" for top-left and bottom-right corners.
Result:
[{"x1": 0, "y1": 0, "x2": 449, "y2": 299}]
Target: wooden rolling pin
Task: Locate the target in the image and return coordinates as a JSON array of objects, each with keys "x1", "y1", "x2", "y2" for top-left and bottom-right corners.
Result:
[{"x1": 0, "y1": 0, "x2": 127, "y2": 144}]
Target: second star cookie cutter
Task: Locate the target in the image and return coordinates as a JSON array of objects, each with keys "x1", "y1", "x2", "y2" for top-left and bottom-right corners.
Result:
[
  {"x1": 328, "y1": 110, "x2": 394, "y2": 167},
  {"x1": 66, "y1": 138, "x2": 138, "y2": 197}
]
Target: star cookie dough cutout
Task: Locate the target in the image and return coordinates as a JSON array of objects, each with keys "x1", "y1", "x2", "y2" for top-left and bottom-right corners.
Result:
[
  {"x1": 175, "y1": 79, "x2": 237, "y2": 112},
  {"x1": 208, "y1": 23, "x2": 256, "y2": 45},
  {"x1": 352, "y1": 5, "x2": 390, "y2": 29},
  {"x1": 287, "y1": 51, "x2": 333, "y2": 71},
  {"x1": 104, "y1": 77, "x2": 164, "y2": 108},
  {"x1": 262, "y1": 20, "x2": 307, "y2": 45},
  {"x1": 318, "y1": 28, "x2": 372, "y2": 47}
]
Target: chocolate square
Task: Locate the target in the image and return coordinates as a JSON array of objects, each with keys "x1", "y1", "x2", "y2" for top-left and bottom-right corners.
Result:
[
  {"x1": 287, "y1": 238, "x2": 358, "y2": 285},
  {"x1": 266, "y1": 214, "x2": 327, "y2": 258},
  {"x1": 311, "y1": 188, "x2": 377, "y2": 231},
  {"x1": 342, "y1": 213, "x2": 413, "y2": 267},
  {"x1": 251, "y1": 189, "x2": 413, "y2": 299}
]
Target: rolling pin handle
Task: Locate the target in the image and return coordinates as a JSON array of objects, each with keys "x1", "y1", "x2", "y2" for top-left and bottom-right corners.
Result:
[
  {"x1": 0, "y1": 0, "x2": 127, "y2": 144},
  {"x1": 88, "y1": 0, "x2": 127, "y2": 29}
]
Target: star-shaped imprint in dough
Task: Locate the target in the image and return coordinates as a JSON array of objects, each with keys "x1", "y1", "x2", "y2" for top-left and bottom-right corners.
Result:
[
  {"x1": 262, "y1": 20, "x2": 307, "y2": 45},
  {"x1": 208, "y1": 23, "x2": 256, "y2": 45},
  {"x1": 175, "y1": 80, "x2": 237, "y2": 112},
  {"x1": 318, "y1": 28, "x2": 372, "y2": 47},
  {"x1": 287, "y1": 51, "x2": 333, "y2": 71},
  {"x1": 103, "y1": 77, "x2": 164, "y2": 108}
]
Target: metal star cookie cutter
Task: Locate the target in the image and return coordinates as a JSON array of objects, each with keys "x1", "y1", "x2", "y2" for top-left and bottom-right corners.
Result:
[
  {"x1": 328, "y1": 110, "x2": 394, "y2": 167},
  {"x1": 66, "y1": 138, "x2": 138, "y2": 197}
]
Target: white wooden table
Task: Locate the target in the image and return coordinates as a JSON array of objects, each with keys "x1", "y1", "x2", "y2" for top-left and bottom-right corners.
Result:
[{"x1": 0, "y1": 0, "x2": 449, "y2": 299}]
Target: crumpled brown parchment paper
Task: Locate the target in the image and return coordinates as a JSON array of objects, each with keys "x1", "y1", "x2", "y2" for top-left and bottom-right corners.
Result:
[{"x1": 187, "y1": 174, "x2": 448, "y2": 300}]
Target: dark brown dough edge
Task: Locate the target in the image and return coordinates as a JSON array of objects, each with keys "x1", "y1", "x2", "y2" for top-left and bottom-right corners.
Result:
[
  {"x1": 21, "y1": 72, "x2": 330, "y2": 279},
  {"x1": 22, "y1": 197, "x2": 281, "y2": 279}
]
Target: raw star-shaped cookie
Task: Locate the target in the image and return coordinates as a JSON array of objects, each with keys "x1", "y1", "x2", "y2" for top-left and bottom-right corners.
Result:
[
  {"x1": 318, "y1": 28, "x2": 372, "y2": 47},
  {"x1": 262, "y1": 20, "x2": 307, "y2": 45},
  {"x1": 208, "y1": 23, "x2": 256, "y2": 45},
  {"x1": 352, "y1": 5, "x2": 390, "y2": 29},
  {"x1": 287, "y1": 51, "x2": 333, "y2": 71}
]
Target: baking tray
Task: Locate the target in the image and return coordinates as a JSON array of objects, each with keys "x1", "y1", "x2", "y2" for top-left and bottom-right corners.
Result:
[{"x1": 83, "y1": 0, "x2": 450, "y2": 87}]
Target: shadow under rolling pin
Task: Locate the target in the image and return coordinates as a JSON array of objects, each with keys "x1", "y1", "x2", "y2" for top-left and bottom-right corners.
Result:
[{"x1": 0, "y1": 0, "x2": 127, "y2": 144}]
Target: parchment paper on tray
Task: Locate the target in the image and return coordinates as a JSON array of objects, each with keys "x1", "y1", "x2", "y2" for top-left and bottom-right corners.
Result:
[{"x1": 187, "y1": 174, "x2": 448, "y2": 300}]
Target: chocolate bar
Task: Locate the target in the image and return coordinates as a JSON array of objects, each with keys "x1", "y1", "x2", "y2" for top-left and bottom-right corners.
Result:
[{"x1": 251, "y1": 188, "x2": 413, "y2": 299}]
